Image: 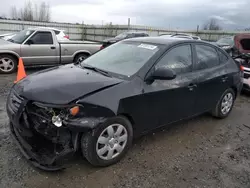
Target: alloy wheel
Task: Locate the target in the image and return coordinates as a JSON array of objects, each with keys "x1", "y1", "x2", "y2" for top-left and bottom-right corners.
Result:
[
  {"x1": 96, "y1": 124, "x2": 128, "y2": 160},
  {"x1": 0, "y1": 57, "x2": 14, "y2": 73},
  {"x1": 221, "y1": 93, "x2": 233, "y2": 115},
  {"x1": 77, "y1": 56, "x2": 86, "y2": 63}
]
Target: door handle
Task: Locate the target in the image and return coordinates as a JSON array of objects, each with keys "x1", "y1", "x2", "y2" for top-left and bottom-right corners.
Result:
[
  {"x1": 187, "y1": 83, "x2": 197, "y2": 91},
  {"x1": 51, "y1": 46, "x2": 56, "y2": 49}
]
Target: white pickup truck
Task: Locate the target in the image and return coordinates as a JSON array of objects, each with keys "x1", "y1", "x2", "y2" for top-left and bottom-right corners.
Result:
[{"x1": 0, "y1": 28, "x2": 102, "y2": 73}]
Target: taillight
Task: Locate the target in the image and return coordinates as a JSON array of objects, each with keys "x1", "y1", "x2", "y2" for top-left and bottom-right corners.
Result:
[
  {"x1": 240, "y1": 65, "x2": 244, "y2": 71},
  {"x1": 64, "y1": 35, "x2": 69, "y2": 39},
  {"x1": 100, "y1": 45, "x2": 105, "y2": 50}
]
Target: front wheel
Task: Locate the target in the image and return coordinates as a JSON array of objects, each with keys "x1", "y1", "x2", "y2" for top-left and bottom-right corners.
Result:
[
  {"x1": 0, "y1": 55, "x2": 17, "y2": 74},
  {"x1": 212, "y1": 88, "x2": 235, "y2": 118},
  {"x1": 81, "y1": 116, "x2": 133, "y2": 166}
]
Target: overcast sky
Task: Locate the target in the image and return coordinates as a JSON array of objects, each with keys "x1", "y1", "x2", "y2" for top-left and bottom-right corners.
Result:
[{"x1": 0, "y1": 0, "x2": 249, "y2": 30}]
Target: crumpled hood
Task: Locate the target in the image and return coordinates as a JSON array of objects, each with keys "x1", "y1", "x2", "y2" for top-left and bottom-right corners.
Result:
[{"x1": 15, "y1": 64, "x2": 123, "y2": 104}]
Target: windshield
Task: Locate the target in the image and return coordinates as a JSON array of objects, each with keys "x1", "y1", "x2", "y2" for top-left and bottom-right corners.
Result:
[
  {"x1": 8, "y1": 29, "x2": 35, "y2": 44},
  {"x1": 115, "y1": 32, "x2": 128, "y2": 39},
  {"x1": 81, "y1": 42, "x2": 159, "y2": 77},
  {"x1": 217, "y1": 37, "x2": 234, "y2": 46}
]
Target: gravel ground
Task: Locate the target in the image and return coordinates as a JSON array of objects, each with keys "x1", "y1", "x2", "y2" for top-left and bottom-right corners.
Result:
[{"x1": 1, "y1": 69, "x2": 250, "y2": 188}]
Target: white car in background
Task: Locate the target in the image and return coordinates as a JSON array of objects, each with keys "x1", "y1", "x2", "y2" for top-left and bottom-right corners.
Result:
[{"x1": 2, "y1": 27, "x2": 70, "y2": 41}]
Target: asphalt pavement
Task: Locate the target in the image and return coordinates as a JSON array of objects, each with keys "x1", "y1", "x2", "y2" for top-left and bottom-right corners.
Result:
[{"x1": 1, "y1": 68, "x2": 250, "y2": 188}]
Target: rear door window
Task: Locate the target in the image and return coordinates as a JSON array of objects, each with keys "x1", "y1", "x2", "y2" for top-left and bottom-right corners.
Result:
[
  {"x1": 195, "y1": 44, "x2": 220, "y2": 70},
  {"x1": 155, "y1": 45, "x2": 193, "y2": 75}
]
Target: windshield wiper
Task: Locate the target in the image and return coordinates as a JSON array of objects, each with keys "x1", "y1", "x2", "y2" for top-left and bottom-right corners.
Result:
[{"x1": 81, "y1": 64, "x2": 112, "y2": 77}]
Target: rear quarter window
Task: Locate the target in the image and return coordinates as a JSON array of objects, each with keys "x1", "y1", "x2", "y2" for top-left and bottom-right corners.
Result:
[
  {"x1": 217, "y1": 49, "x2": 229, "y2": 64},
  {"x1": 195, "y1": 44, "x2": 220, "y2": 70}
]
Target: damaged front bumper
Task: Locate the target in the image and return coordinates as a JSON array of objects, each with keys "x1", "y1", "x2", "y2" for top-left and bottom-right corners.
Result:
[
  {"x1": 9, "y1": 122, "x2": 70, "y2": 171},
  {"x1": 6, "y1": 88, "x2": 105, "y2": 171}
]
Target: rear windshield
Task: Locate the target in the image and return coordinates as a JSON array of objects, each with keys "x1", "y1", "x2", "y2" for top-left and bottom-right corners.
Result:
[
  {"x1": 115, "y1": 33, "x2": 128, "y2": 39},
  {"x1": 81, "y1": 42, "x2": 159, "y2": 77}
]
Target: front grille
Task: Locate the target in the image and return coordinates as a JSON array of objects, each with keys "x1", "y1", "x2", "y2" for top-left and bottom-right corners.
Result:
[
  {"x1": 244, "y1": 74, "x2": 250, "y2": 79},
  {"x1": 244, "y1": 68, "x2": 250, "y2": 79},
  {"x1": 8, "y1": 89, "x2": 24, "y2": 115}
]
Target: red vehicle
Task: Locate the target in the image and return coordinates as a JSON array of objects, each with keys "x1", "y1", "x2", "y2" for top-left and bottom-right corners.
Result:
[{"x1": 233, "y1": 34, "x2": 250, "y2": 91}]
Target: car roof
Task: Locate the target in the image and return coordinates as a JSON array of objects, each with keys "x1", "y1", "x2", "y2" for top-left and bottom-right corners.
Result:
[
  {"x1": 127, "y1": 31, "x2": 148, "y2": 34},
  {"x1": 125, "y1": 37, "x2": 214, "y2": 48},
  {"x1": 28, "y1": 27, "x2": 64, "y2": 32},
  {"x1": 125, "y1": 37, "x2": 194, "y2": 45}
]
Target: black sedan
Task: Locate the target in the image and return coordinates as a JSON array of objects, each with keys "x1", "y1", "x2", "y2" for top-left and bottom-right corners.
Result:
[{"x1": 7, "y1": 37, "x2": 243, "y2": 171}]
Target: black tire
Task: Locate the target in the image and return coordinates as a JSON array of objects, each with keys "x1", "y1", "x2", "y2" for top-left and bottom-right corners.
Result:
[
  {"x1": 0, "y1": 54, "x2": 18, "y2": 74},
  {"x1": 81, "y1": 116, "x2": 133, "y2": 167},
  {"x1": 212, "y1": 88, "x2": 235, "y2": 118},
  {"x1": 74, "y1": 53, "x2": 89, "y2": 64}
]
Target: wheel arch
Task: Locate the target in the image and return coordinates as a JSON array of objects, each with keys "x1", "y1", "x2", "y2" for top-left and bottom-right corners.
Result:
[
  {"x1": 0, "y1": 52, "x2": 19, "y2": 62},
  {"x1": 73, "y1": 51, "x2": 91, "y2": 61},
  {"x1": 118, "y1": 113, "x2": 136, "y2": 133},
  {"x1": 231, "y1": 86, "x2": 238, "y2": 98}
]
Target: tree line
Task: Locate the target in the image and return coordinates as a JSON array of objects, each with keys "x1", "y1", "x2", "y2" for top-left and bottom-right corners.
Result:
[
  {"x1": 203, "y1": 18, "x2": 222, "y2": 31},
  {"x1": 10, "y1": 1, "x2": 51, "y2": 22}
]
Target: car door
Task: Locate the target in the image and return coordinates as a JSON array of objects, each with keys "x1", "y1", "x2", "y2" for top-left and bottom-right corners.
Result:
[
  {"x1": 142, "y1": 44, "x2": 197, "y2": 131},
  {"x1": 20, "y1": 31, "x2": 59, "y2": 65},
  {"x1": 193, "y1": 44, "x2": 230, "y2": 114}
]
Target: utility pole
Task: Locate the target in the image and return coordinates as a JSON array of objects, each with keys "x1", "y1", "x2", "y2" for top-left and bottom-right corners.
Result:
[
  {"x1": 128, "y1": 18, "x2": 130, "y2": 31},
  {"x1": 82, "y1": 21, "x2": 85, "y2": 40},
  {"x1": 196, "y1": 25, "x2": 199, "y2": 35}
]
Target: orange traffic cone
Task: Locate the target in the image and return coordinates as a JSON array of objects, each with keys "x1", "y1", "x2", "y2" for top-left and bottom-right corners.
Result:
[{"x1": 14, "y1": 58, "x2": 27, "y2": 83}]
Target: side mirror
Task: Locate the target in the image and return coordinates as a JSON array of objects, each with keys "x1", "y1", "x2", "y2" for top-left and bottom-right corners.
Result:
[
  {"x1": 26, "y1": 39, "x2": 34, "y2": 45},
  {"x1": 151, "y1": 67, "x2": 176, "y2": 80}
]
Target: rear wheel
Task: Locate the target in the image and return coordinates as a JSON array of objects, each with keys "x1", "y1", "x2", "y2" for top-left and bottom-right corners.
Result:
[
  {"x1": 81, "y1": 116, "x2": 133, "y2": 166},
  {"x1": 0, "y1": 55, "x2": 17, "y2": 74},
  {"x1": 212, "y1": 88, "x2": 235, "y2": 118},
  {"x1": 74, "y1": 53, "x2": 89, "y2": 64}
]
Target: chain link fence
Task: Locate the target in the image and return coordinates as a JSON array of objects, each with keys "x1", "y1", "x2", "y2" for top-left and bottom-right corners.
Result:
[{"x1": 0, "y1": 19, "x2": 248, "y2": 42}]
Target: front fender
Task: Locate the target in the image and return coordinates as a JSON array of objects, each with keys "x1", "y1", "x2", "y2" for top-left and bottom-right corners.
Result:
[
  {"x1": 64, "y1": 117, "x2": 107, "y2": 131},
  {"x1": 0, "y1": 50, "x2": 20, "y2": 58},
  {"x1": 64, "y1": 102, "x2": 115, "y2": 131}
]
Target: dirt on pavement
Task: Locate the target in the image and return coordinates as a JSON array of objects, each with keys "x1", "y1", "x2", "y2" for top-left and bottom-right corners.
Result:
[{"x1": 0, "y1": 69, "x2": 250, "y2": 188}]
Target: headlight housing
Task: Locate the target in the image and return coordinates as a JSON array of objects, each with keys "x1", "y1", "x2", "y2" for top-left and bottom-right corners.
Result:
[{"x1": 221, "y1": 45, "x2": 231, "y2": 49}]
